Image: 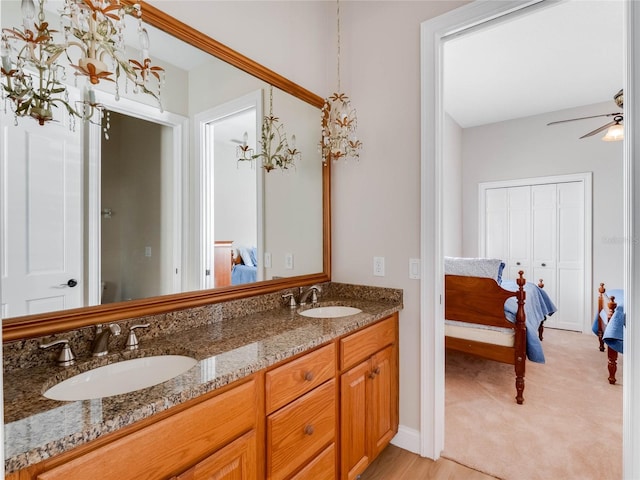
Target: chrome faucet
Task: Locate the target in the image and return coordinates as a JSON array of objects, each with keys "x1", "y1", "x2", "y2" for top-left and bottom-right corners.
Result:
[
  {"x1": 92, "y1": 323, "x2": 121, "y2": 357},
  {"x1": 40, "y1": 339, "x2": 76, "y2": 367},
  {"x1": 299, "y1": 285, "x2": 321, "y2": 306}
]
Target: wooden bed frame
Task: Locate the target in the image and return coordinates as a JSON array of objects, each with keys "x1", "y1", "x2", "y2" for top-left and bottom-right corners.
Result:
[
  {"x1": 595, "y1": 283, "x2": 621, "y2": 384},
  {"x1": 445, "y1": 271, "x2": 527, "y2": 404}
]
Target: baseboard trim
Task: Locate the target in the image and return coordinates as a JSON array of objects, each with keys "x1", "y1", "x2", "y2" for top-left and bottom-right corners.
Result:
[{"x1": 391, "y1": 425, "x2": 421, "y2": 454}]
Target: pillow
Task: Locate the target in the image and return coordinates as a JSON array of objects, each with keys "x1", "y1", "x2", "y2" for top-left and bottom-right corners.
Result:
[
  {"x1": 237, "y1": 246, "x2": 255, "y2": 267},
  {"x1": 444, "y1": 256, "x2": 505, "y2": 284},
  {"x1": 249, "y1": 247, "x2": 257, "y2": 267}
]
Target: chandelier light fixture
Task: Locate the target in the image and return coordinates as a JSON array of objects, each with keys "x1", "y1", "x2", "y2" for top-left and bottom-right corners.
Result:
[
  {"x1": 320, "y1": 0, "x2": 362, "y2": 164},
  {"x1": 252, "y1": 85, "x2": 299, "y2": 172},
  {"x1": 0, "y1": 0, "x2": 164, "y2": 127}
]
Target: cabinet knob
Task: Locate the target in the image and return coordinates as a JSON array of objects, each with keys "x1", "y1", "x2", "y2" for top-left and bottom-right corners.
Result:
[
  {"x1": 303, "y1": 371, "x2": 314, "y2": 382},
  {"x1": 516, "y1": 262, "x2": 521, "y2": 266},
  {"x1": 303, "y1": 425, "x2": 315, "y2": 436},
  {"x1": 369, "y1": 366, "x2": 381, "y2": 379},
  {"x1": 541, "y1": 263, "x2": 546, "y2": 267}
]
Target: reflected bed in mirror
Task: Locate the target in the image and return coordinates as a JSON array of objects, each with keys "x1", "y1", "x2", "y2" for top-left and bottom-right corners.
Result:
[{"x1": 0, "y1": 1, "x2": 330, "y2": 341}]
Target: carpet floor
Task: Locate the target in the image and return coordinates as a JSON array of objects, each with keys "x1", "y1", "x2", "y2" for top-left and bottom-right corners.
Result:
[{"x1": 443, "y1": 328, "x2": 622, "y2": 480}]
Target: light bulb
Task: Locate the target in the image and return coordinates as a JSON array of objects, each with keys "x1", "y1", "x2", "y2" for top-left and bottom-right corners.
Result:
[
  {"x1": 21, "y1": 0, "x2": 35, "y2": 21},
  {"x1": 1, "y1": 40, "x2": 11, "y2": 72},
  {"x1": 139, "y1": 28, "x2": 150, "y2": 59},
  {"x1": 290, "y1": 134, "x2": 296, "y2": 148},
  {"x1": 242, "y1": 131, "x2": 249, "y2": 146}
]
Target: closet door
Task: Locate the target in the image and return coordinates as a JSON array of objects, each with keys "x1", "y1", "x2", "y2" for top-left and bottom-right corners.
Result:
[
  {"x1": 552, "y1": 182, "x2": 584, "y2": 331},
  {"x1": 506, "y1": 186, "x2": 531, "y2": 279},
  {"x1": 531, "y1": 184, "x2": 557, "y2": 314},
  {"x1": 485, "y1": 189, "x2": 508, "y2": 260},
  {"x1": 482, "y1": 179, "x2": 585, "y2": 332}
]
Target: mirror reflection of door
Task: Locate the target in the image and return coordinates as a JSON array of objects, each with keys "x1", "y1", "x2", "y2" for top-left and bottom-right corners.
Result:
[
  {"x1": 198, "y1": 90, "x2": 263, "y2": 290},
  {"x1": 212, "y1": 109, "x2": 259, "y2": 287},
  {"x1": 100, "y1": 111, "x2": 179, "y2": 303},
  {"x1": 0, "y1": 102, "x2": 83, "y2": 317}
]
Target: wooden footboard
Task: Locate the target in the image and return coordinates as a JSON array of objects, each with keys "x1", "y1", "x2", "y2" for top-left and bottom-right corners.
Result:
[{"x1": 445, "y1": 271, "x2": 527, "y2": 404}]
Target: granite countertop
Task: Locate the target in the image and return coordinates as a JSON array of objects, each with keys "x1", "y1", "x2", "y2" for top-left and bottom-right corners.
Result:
[{"x1": 4, "y1": 292, "x2": 402, "y2": 474}]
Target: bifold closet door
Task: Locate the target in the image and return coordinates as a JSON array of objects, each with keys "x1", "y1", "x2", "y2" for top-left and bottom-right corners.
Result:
[{"x1": 484, "y1": 181, "x2": 584, "y2": 332}]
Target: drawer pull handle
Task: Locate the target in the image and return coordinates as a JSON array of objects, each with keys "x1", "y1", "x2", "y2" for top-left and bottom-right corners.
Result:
[
  {"x1": 369, "y1": 366, "x2": 381, "y2": 379},
  {"x1": 303, "y1": 371, "x2": 314, "y2": 382},
  {"x1": 304, "y1": 425, "x2": 315, "y2": 436}
]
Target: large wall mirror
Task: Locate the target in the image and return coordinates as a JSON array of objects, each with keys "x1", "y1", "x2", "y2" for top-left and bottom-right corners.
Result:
[{"x1": 0, "y1": 1, "x2": 330, "y2": 341}]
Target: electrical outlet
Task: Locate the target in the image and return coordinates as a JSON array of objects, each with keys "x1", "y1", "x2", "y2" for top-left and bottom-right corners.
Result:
[
  {"x1": 144, "y1": 246, "x2": 152, "y2": 257},
  {"x1": 264, "y1": 252, "x2": 272, "y2": 268},
  {"x1": 373, "y1": 256, "x2": 385, "y2": 277},
  {"x1": 285, "y1": 253, "x2": 294, "y2": 270}
]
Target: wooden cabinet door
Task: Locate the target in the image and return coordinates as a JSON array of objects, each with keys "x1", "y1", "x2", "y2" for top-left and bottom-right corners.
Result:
[
  {"x1": 340, "y1": 360, "x2": 370, "y2": 480},
  {"x1": 176, "y1": 430, "x2": 257, "y2": 480},
  {"x1": 368, "y1": 345, "x2": 398, "y2": 459}
]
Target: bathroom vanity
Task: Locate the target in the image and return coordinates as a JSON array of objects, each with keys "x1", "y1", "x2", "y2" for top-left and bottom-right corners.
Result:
[{"x1": 4, "y1": 283, "x2": 402, "y2": 480}]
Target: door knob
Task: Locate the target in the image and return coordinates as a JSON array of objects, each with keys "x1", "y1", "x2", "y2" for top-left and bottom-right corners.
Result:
[{"x1": 60, "y1": 279, "x2": 78, "y2": 288}]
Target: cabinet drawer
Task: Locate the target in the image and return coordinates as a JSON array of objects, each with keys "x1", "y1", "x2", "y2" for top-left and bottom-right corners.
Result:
[
  {"x1": 266, "y1": 343, "x2": 335, "y2": 413},
  {"x1": 267, "y1": 379, "x2": 336, "y2": 480},
  {"x1": 37, "y1": 379, "x2": 258, "y2": 480},
  {"x1": 340, "y1": 316, "x2": 396, "y2": 370},
  {"x1": 290, "y1": 443, "x2": 335, "y2": 480}
]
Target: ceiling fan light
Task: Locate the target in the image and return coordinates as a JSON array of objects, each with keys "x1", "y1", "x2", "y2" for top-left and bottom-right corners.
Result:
[{"x1": 602, "y1": 123, "x2": 624, "y2": 142}]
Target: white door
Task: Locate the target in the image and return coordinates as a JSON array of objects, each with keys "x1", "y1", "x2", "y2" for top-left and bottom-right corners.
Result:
[
  {"x1": 507, "y1": 186, "x2": 531, "y2": 279},
  {"x1": 0, "y1": 111, "x2": 83, "y2": 318},
  {"x1": 531, "y1": 183, "x2": 557, "y2": 303},
  {"x1": 482, "y1": 178, "x2": 586, "y2": 332},
  {"x1": 552, "y1": 181, "x2": 584, "y2": 330}
]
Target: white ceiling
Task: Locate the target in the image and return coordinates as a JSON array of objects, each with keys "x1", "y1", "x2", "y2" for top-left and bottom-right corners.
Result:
[{"x1": 444, "y1": 0, "x2": 624, "y2": 128}]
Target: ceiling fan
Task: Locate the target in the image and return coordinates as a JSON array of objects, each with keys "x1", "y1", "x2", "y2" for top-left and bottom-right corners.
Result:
[{"x1": 547, "y1": 89, "x2": 624, "y2": 140}]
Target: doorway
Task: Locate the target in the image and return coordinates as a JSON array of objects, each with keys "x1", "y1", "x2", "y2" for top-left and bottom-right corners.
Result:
[
  {"x1": 419, "y1": 0, "x2": 637, "y2": 476},
  {"x1": 100, "y1": 112, "x2": 174, "y2": 303},
  {"x1": 87, "y1": 90, "x2": 187, "y2": 306},
  {"x1": 195, "y1": 90, "x2": 263, "y2": 290}
]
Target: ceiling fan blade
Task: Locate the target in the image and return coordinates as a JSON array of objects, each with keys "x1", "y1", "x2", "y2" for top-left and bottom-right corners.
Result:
[
  {"x1": 579, "y1": 120, "x2": 617, "y2": 139},
  {"x1": 547, "y1": 112, "x2": 622, "y2": 126}
]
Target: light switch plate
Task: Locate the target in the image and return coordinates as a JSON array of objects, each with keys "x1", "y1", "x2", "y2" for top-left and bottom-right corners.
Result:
[
  {"x1": 409, "y1": 258, "x2": 420, "y2": 279},
  {"x1": 284, "y1": 253, "x2": 294, "y2": 269}
]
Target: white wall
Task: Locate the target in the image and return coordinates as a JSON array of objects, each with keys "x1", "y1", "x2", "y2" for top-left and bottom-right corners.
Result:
[
  {"x1": 460, "y1": 101, "x2": 625, "y2": 292},
  {"x1": 443, "y1": 113, "x2": 463, "y2": 256}
]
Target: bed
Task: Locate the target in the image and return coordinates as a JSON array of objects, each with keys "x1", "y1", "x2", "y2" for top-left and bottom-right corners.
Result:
[
  {"x1": 231, "y1": 246, "x2": 258, "y2": 285},
  {"x1": 592, "y1": 283, "x2": 625, "y2": 384},
  {"x1": 444, "y1": 257, "x2": 557, "y2": 404}
]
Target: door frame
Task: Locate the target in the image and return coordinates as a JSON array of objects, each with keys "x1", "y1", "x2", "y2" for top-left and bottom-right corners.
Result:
[
  {"x1": 194, "y1": 89, "x2": 264, "y2": 290},
  {"x1": 478, "y1": 172, "x2": 593, "y2": 332},
  {"x1": 420, "y1": 1, "x2": 638, "y2": 477},
  {"x1": 87, "y1": 91, "x2": 188, "y2": 305}
]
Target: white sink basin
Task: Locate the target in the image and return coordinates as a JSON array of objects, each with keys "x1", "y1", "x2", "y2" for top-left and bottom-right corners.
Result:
[
  {"x1": 44, "y1": 355, "x2": 198, "y2": 401},
  {"x1": 298, "y1": 306, "x2": 362, "y2": 318}
]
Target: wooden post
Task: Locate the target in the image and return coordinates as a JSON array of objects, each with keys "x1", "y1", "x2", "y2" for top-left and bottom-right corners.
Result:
[
  {"x1": 597, "y1": 283, "x2": 606, "y2": 352},
  {"x1": 537, "y1": 279, "x2": 545, "y2": 341},
  {"x1": 514, "y1": 271, "x2": 527, "y2": 404},
  {"x1": 607, "y1": 296, "x2": 619, "y2": 385}
]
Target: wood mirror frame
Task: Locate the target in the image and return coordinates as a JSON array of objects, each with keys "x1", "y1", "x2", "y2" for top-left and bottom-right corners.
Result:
[{"x1": 2, "y1": 1, "x2": 331, "y2": 342}]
